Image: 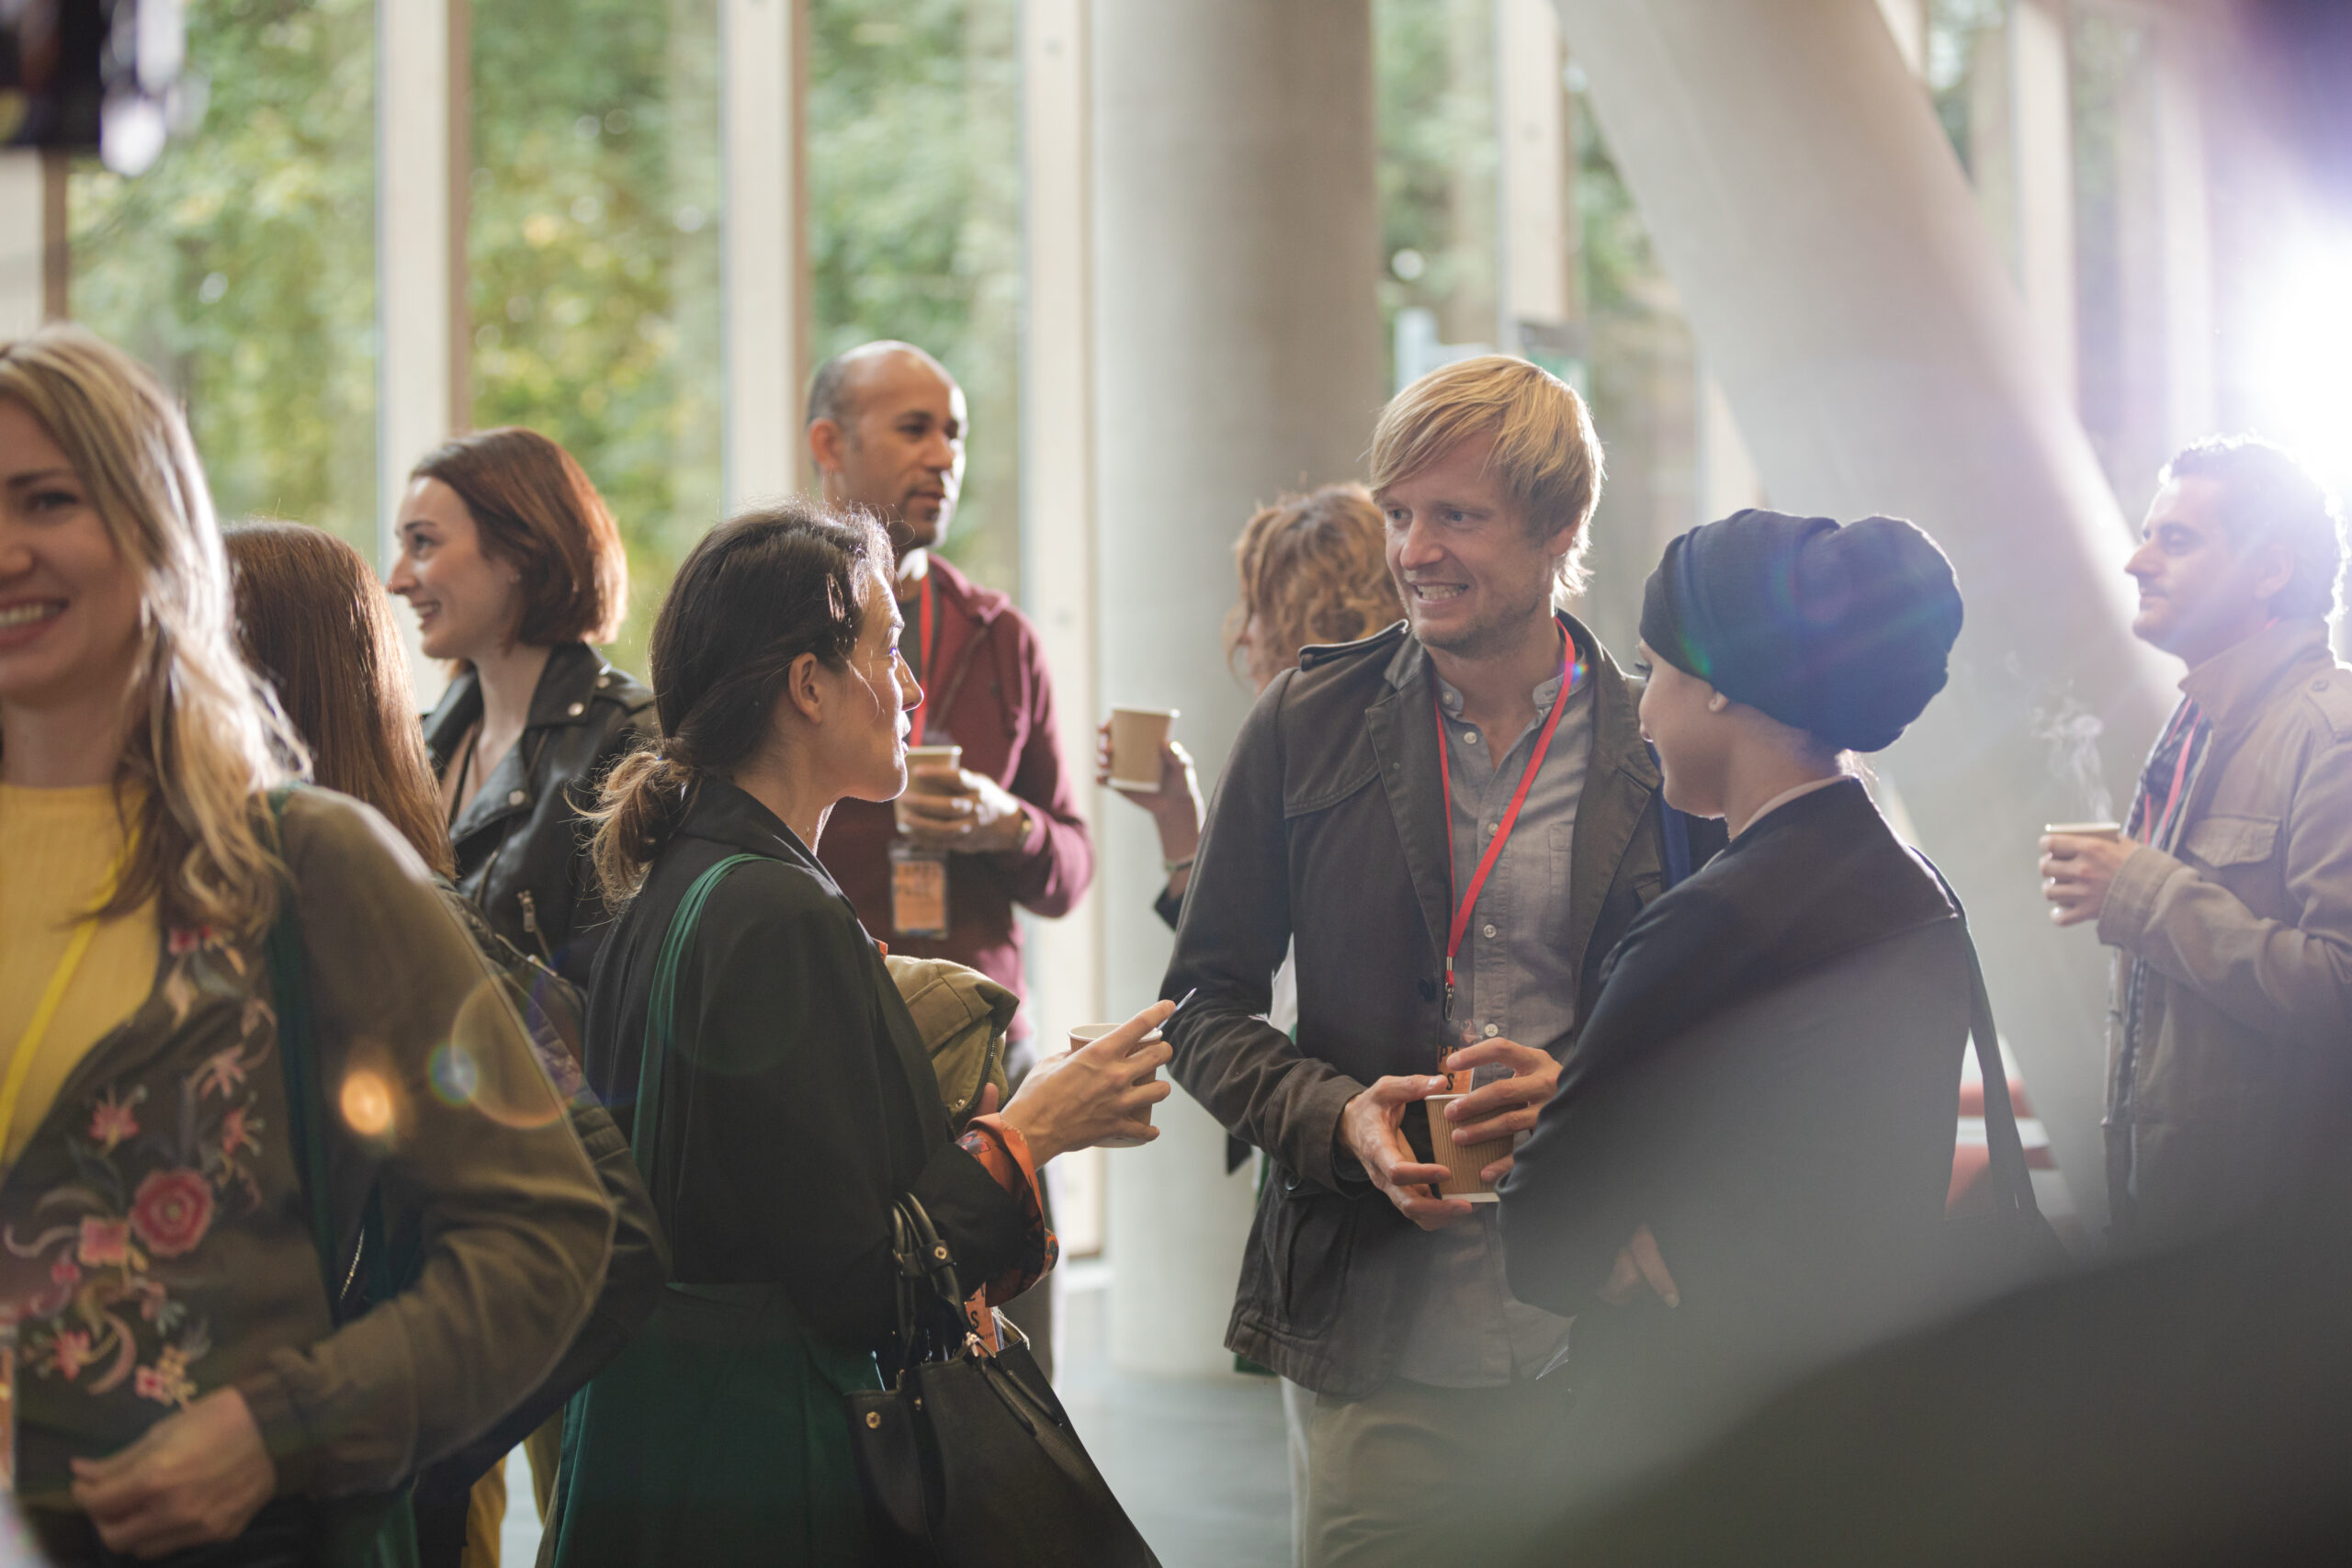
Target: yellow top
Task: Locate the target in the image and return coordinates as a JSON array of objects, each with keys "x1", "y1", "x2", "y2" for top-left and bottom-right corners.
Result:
[{"x1": 0, "y1": 784, "x2": 159, "y2": 1161}]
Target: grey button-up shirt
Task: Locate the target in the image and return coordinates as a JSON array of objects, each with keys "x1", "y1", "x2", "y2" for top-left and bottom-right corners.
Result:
[{"x1": 1394, "y1": 644, "x2": 1592, "y2": 1387}]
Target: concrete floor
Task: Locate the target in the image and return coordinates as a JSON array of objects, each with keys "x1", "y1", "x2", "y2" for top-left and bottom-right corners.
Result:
[
  {"x1": 494, "y1": 1260, "x2": 1293, "y2": 1567},
  {"x1": 1057, "y1": 1262, "x2": 1292, "y2": 1568}
]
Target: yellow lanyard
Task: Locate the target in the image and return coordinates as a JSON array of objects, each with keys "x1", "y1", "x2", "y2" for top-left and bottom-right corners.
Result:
[{"x1": 2, "y1": 835, "x2": 135, "y2": 1156}]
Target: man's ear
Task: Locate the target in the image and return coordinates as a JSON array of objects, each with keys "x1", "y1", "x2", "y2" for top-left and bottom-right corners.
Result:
[
  {"x1": 2252, "y1": 540, "x2": 2299, "y2": 610},
  {"x1": 808, "y1": 417, "x2": 848, "y2": 482}
]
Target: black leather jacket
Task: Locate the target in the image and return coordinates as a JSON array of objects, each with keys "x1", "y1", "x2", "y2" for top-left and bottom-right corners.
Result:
[{"x1": 424, "y1": 641, "x2": 655, "y2": 989}]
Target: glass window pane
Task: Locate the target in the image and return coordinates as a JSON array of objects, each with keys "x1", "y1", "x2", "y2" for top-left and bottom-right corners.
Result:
[
  {"x1": 1378, "y1": 0, "x2": 1501, "y2": 390},
  {"x1": 469, "y1": 0, "x2": 723, "y2": 674},
  {"x1": 808, "y1": 0, "x2": 1023, "y2": 594},
  {"x1": 69, "y1": 0, "x2": 378, "y2": 556}
]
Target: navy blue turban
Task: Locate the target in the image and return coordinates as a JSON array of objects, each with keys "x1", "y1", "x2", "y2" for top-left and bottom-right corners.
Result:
[{"x1": 1639, "y1": 509, "x2": 1963, "y2": 754}]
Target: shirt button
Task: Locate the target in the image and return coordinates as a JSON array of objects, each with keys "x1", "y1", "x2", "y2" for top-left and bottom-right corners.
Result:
[
  {"x1": 1463, "y1": 731, "x2": 1478, "y2": 744},
  {"x1": 1482, "y1": 923, "x2": 1497, "y2": 939},
  {"x1": 567, "y1": 701, "x2": 586, "y2": 716},
  {"x1": 1483, "y1": 1023, "x2": 1500, "y2": 1037},
  {"x1": 507, "y1": 789, "x2": 527, "y2": 807},
  {"x1": 1484, "y1": 822, "x2": 1498, "y2": 838},
  {"x1": 2314, "y1": 679, "x2": 2330, "y2": 692}
]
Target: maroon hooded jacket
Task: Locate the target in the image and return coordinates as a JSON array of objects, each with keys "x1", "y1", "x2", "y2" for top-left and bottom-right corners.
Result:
[{"x1": 817, "y1": 555, "x2": 1093, "y2": 1044}]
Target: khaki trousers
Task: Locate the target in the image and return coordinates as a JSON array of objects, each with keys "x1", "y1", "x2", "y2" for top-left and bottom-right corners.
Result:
[{"x1": 1285, "y1": 1375, "x2": 1577, "y2": 1568}]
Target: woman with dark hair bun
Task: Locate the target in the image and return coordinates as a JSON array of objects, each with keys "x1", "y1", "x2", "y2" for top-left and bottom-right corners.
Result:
[
  {"x1": 1500, "y1": 509, "x2": 1980, "y2": 1512},
  {"x1": 387, "y1": 427, "x2": 653, "y2": 990},
  {"x1": 549, "y1": 499, "x2": 1170, "y2": 1565}
]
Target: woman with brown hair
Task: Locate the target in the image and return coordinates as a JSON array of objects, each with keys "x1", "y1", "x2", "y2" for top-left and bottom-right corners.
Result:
[
  {"x1": 0, "y1": 325, "x2": 609, "y2": 1564},
  {"x1": 386, "y1": 428, "x2": 653, "y2": 988},
  {"x1": 226, "y1": 524, "x2": 451, "y2": 878},
  {"x1": 1100, "y1": 481, "x2": 1404, "y2": 925},
  {"x1": 225, "y1": 522, "x2": 661, "y2": 1568}
]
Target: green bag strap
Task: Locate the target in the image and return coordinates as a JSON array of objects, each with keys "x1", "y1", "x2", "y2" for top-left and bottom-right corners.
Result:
[{"x1": 635, "y1": 854, "x2": 765, "y2": 1190}]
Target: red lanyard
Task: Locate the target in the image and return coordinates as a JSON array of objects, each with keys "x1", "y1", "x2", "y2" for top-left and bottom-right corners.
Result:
[
  {"x1": 908, "y1": 577, "x2": 936, "y2": 745},
  {"x1": 1434, "y1": 637, "x2": 1576, "y2": 1024}
]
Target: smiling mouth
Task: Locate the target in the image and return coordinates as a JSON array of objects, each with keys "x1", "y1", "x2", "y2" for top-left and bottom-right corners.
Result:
[
  {"x1": 1407, "y1": 583, "x2": 1468, "y2": 604},
  {"x1": 0, "y1": 600, "x2": 65, "y2": 631}
]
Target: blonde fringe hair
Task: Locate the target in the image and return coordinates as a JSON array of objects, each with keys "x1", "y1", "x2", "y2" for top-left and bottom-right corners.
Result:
[
  {"x1": 0, "y1": 325, "x2": 303, "y2": 936},
  {"x1": 1366, "y1": 355, "x2": 1605, "y2": 598},
  {"x1": 1223, "y1": 483, "x2": 1403, "y2": 685}
]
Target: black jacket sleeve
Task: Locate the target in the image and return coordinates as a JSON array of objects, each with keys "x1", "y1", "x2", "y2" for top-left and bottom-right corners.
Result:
[
  {"x1": 1161, "y1": 672, "x2": 1368, "y2": 1193},
  {"x1": 1500, "y1": 884, "x2": 1745, "y2": 1311},
  {"x1": 674, "y1": 868, "x2": 1027, "y2": 1350}
]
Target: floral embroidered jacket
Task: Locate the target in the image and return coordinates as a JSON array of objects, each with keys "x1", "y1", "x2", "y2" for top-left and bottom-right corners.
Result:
[{"x1": 0, "y1": 788, "x2": 614, "y2": 1507}]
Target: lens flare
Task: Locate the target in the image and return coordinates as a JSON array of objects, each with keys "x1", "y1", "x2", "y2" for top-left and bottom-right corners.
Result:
[
  {"x1": 340, "y1": 1071, "x2": 396, "y2": 1139},
  {"x1": 428, "y1": 1043, "x2": 482, "y2": 1107},
  {"x1": 2246, "y1": 226, "x2": 2352, "y2": 503}
]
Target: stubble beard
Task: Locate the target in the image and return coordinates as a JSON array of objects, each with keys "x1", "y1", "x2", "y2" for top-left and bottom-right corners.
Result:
[{"x1": 1415, "y1": 579, "x2": 1557, "y2": 663}]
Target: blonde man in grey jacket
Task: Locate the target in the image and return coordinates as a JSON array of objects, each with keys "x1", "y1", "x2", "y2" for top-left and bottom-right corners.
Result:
[{"x1": 2043, "y1": 437, "x2": 2352, "y2": 1248}]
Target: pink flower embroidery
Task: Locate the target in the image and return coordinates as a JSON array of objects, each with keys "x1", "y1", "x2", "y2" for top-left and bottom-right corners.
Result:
[
  {"x1": 220, "y1": 1105, "x2": 257, "y2": 1159},
  {"x1": 132, "y1": 1361, "x2": 192, "y2": 1406},
  {"x1": 128, "y1": 1170, "x2": 213, "y2": 1259},
  {"x1": 192, "y1": 1047, "x2": 251, "y2": 1101},
  {"x1": 134, "y1": 1345, "x2": 198, "y2": 1406},
  {"x1": 49, "y1": 1256, "x2": 80, "y2": 1288},
  {"x1": 88, "y1": 1092, "x2": 141, "y2": 1153},
  {"x1": 51, "y1": 1331, "x2": 94, "y2": 1382},
  {"x1": 77, "y1": 1218, "x2": 130, "y2": 1269}
]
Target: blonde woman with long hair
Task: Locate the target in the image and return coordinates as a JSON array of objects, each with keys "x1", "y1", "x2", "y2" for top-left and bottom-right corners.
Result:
[{"x1": 0, "y1": 324, "x2": 610, "y2": 1566}]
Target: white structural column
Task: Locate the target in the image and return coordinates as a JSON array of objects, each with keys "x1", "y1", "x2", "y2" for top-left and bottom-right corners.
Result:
[
  {"x1": 2151, "y1": 15, "x2": 2217, "y2": 452},
  {"x1": 2009, "y1": 0, "x2": 2078, "y2": 404},
  {"x1": 1549, "y1": 0, "x2": 2175, "y2": 1232},
  {"x1": 1092, "y1": 0, "x2": 1384, "y2": 1374},
  {"x1": 1497, "y1": 0, "x2": 1570, "y2": 347},
  {"x1": 377, "y1": 0, "x2": 467, "y2": 554},
  {"x1": 1018, "y1": 0, "x2": 1106, "y2": 1256},
  {"x1": 1875, "y1": 0, "x2": 1928, "y2": 78},
  {"x1": 378, "y1": 0, "x2": 468, "y2": 708},
  {"x1": 721, "y1": 0, "x2": 808, "y2": 507},
  {"x1": 0, "y1": 151, "x2": 45, "y2": 337}
]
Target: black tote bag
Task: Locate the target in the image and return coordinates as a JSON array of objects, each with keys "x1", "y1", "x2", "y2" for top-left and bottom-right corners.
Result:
[{"x1": 848, "y1": 1194, "x2": 1160, "y2": 1568}]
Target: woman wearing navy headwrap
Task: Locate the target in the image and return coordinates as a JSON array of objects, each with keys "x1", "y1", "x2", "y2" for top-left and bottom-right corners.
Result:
[{"x1": 1498, "y1": 508, "x2": 1973, "y2": 1514}]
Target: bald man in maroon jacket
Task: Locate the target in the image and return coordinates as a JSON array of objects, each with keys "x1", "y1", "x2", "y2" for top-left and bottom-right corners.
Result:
[{"x1": 806, "y1": 340, "x2": 1094, "y2": 1085}]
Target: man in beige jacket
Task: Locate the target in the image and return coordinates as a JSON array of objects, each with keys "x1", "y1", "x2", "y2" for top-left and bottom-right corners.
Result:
[{"x1": 2043, "y1": 437, "x2": 2352, "y2": 1247}]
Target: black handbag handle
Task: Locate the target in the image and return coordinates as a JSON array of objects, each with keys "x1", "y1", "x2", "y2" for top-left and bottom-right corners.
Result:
[
  {"x1": 1911, "y1": 852, "x2": 2038, "y2": 1219},
  {"x1": 888, "y1": 1193, "x2": 978, "y2": 1371}
]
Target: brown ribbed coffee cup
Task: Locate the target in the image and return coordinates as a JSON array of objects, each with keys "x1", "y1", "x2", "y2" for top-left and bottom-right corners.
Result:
[{"x1": 1422, "y1": 1095, "x2": 1510, "y2": 1202}]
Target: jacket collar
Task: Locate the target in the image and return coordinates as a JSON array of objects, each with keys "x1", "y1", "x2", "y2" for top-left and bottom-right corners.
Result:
[
  {"x1": 909, "y1": 554, "x2": 1009, "y2": 632},
  {"x1": 423, "y1": 640, "x2": 615, "y2": 767},
  {"x1": 2179, "y1": 618, "x2": 2336, "y2": 735},
  {"x1": 1364, "y1": 611, "x2": 1659, "y2": 978},
  {"x1": 675, "y1": 773, "x2": 829, "y2": 874}
]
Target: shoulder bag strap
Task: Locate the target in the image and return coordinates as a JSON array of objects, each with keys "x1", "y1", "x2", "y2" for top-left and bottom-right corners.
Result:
[
  {"x1": 1910, "y1": 852, "x2": 2039, "y2": 1218},
  {"x1": 262, "y1": 787, "x2": 344, "y2": 1315},
  {"x1": 635, "y1": 854, "x2": 765, "y2": 1190}
]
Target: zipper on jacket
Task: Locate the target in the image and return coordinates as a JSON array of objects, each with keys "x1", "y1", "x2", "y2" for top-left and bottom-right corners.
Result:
[{"x1": 517, "y1": 889, "x2": 557, "y2": 965}]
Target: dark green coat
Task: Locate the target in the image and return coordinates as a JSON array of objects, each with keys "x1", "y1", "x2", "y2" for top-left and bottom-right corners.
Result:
[{"x1": 553, "y1": 777, "x2": 1032, "y2": 1563}]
